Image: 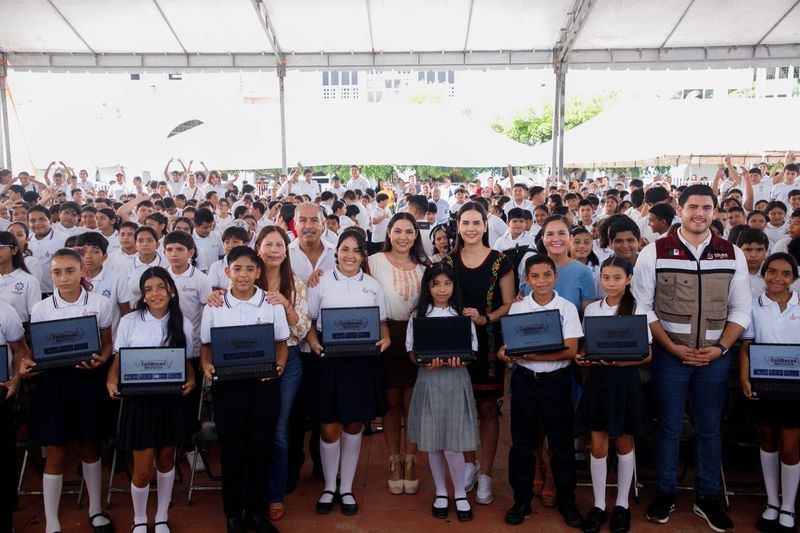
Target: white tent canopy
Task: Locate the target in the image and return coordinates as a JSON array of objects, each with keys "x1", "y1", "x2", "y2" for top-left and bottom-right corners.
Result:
[{"x1": 530, "y1": 98, "x2": 800, "y2": 168}]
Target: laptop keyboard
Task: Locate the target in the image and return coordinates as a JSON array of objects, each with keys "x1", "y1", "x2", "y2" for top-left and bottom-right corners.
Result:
[
  {"x1": 214, "y1": 362, "x2": 275, "y2": 380},
  {"x1": 122, "y1": 384, "x2": 183, "y2": 396},
  {"x1": 324, "y1": 343, "x2": 379, "y2": 355},
  {"x1": 754, "y1": 381, "x2": 800, "y2": 396},
  {"x1": 34, "y1": 355, "x2": 92, "y2": 370}
]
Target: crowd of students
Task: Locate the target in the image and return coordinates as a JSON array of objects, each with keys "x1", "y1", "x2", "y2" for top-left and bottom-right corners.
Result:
[{"x1": 0, "y1": 153, "x2": 799, "y2": 533}]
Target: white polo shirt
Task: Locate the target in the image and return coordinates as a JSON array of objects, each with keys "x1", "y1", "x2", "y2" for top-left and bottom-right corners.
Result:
[
  {"x1": 405, "y1": 305, "x2": 477, "y2": 352},
  {"x1": 193, "y1": 231, "x2": 224, "y2": 272},
  {"x1": 765, "y1": 223, "x2": 788, "y2": 246},
  {"x1": 504, "y1": 198, "x2": 534, "y2": 215},
  {"x1": 742, "y1": 292, "x2": 800, "y2": 343},
  {"x1": 200, "y1": 287, "x2": 290, "y2": 344},
  {"x1": 101, "y1": 230, "x2": 120, "y2": 254},
  {"x1": 492, "y1": 230, "x2": 535, "y2": 252},
  {"x1": 87, "y1": 266, "x2": 130, "y2": 338},
  {"x1": 347, "y1": 176, "x2": 370, "y2": 192},
  {"x1": 126, "y1": 252, "x2": 166, "y2": 304},
  {"x1": 115, "y1": 310, "x2": 194, "y2": 359},
  {"x1": 31, "y1": 288, "x2": 113, "y2": 333},
  {"x1": 167, "y1": 265, "x2": 213, "y2": 357},
  {"x1": 0, "y1": 268, "x2": 41, "y2": 322},
  {"x1": 0, "y1": 301, "x2": 25, "y2": 376},
  {"x1": 307, "y1": 267, "x2": 387, "y2": 329},
  {"x1": 207, "y1": 256, "x2": 230, "y2": 290},
  {"x1": 288, "y1": 239, "x2": 335, "y2": 285},
  {"x1": 370, "y1": 206, "x2": 391, "y2": 243},
  {"x1": 24, "y1": 256, "x2": 43, "y2": 285},
  {"x1": 28, "y1": 228, "x2": 68, "y2": 293},
  {"x1": 507, "y1": 290, "x2": 583, "y2": 374},
  {"x1": 52, "y1": 223, "x2": 85, "y2": 237},
  {"x1": 106, "y1": 249, "x2": 137, "y2": 275}
]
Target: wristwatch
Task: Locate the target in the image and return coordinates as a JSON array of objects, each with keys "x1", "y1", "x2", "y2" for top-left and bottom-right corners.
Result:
[{"x1": 713, "y1": 343, "x2": 730, "y2": 357}]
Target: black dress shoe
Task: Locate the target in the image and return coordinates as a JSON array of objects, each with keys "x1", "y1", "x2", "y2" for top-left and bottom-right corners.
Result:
[
  {"x1": 559, "y1": 502, "x2": 584, "y2": 528},
  {"x1": 315, "y1": 490, "x2": 336, "y2": 515},
  {"x1": 340, "y1": 492, "x2": 359, "y2": 516},
  {"x1": 505, "y1": 502, "x2": 533, "y2": 525},
  {"x1": 610, "y1": 506, "x2": 632, "y2": 533},
  {"x1": 455, "y1": 497, "x2": 473, "y2": 522},
  {"x1": 756, "y1": 505, "x2": 779, "y2": 533},
  {"x1": 244, "y1": 513, "x2": 278, "y2": 533},
  {"x1": 431, "y1": 495, "x2": 449, "y2": 519},
  {"x1": 89, "y1": 512, "x2": 115, "y2": 533},
  {"x1": 581, "y1": 506, "x2": 607, "y2": 533},
  {"x1": 226, "y1": 517, "x2": 246, "y2": 533}
]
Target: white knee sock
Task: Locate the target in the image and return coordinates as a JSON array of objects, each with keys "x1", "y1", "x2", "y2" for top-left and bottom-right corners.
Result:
[
  {"x1": 155, "y1": 467, "x2": 175, "y2": 528},
  {"x1": 319, "y1": 437, "x2": 341, "y2": 503},
  {"x1": 43, "y1": 473, "x2": 63, "y2": 533},
  {"x1": 590, "y1": 454, "x2": 607, "y2": 511},
  {"x1": 761, "y1": 450, "x2": 780, "y2": 520},
  {"x1": 131, "y1": 482, "x2": 149, "y2": 526},
  {"x1": 444, "y1": 451, "x2": 470, "y2": 511},
  {"x1": 780, "y1": 462, "x2": 800, "y2": 528},
  {"x1": 428, "y1": 451, "x2": 448, "y2": 508},
  {"x1": 339, "y1": 431, "x2": 362, "y2": 505},
  {"x1": 82, "y1": 460, "x2": 109, "y2": 526},
  {"x1": 615, "y1": 451, "x2": 635, "y2": 509}
]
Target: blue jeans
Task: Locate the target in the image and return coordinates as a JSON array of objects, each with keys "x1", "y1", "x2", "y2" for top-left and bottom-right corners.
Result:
[
  {"x1": 267, "y1": 346, "x2": 303, "y2": 504},
  {"x1": 652, "y1": 343, "x2": 730, "y2": 497}
]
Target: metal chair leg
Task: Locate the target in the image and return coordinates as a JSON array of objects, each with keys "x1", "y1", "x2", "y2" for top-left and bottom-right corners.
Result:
[
  {"x1": 106, "y1": 399, "x2": 125, "y2": 505},
  {"x1": 721, "y1": 461, "x2": 730, "y2": 510}
]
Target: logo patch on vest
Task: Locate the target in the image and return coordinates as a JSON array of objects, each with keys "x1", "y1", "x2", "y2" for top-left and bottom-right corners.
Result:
[{"x1": 667, "y1": 248, "x2": 682, "y2": 257}]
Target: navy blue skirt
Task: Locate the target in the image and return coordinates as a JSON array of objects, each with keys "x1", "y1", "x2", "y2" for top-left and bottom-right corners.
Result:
[{"x1": 575, "y1": 365, "x2": 649, "y2": 437}]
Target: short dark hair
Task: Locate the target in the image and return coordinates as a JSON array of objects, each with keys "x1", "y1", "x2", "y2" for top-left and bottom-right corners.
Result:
[
  {"x1": 29, "y1": 205, "x2": 51, "y2": 219},
  {"x1": 407, "y1": 195, "x2": 428, "y2": 215},
  {"x1": 678, "y1": 184, "x2": 717, "y2": 208},
  {"x1": 164, "y1": 230, "x2": 195, "y2": 250},
  {"x1": 736, "y1": 228, "x2": 769, "y2": 248},
  {"x1": 609, "y1": 217, "x2": 641, "y2": 241},
  {"x1": 76, "y1": 231, "x2": 109, "y2": 255},
  {"x1": 376, "y1": 192, "x2": 389, "y2": 203},
  {"x1": 649, "y1": 203, "x2": 675, "y2": 224},
  {"x1": 766, "y1": 200, "x2": 788, "y2": 214},
  {"x1": 524, "y1": 253, "x2": 556, "y2": 275},
  {"x1": 507, "y1": 207, "x2": 526, "y2": 221},
  {"x1": 60, "y1": 201, "x2": 80, "y2": 216},
  {"x1": 644, "y1": 187, "x2": 670, "y2": 205},
  {"x1": 222, "y1": 226, "x2": 249, "y2": 242},
  {"x1": 786, "y1": 163, "x2": 799, "y2": 173},
  {"x1": 193, "y1": 208, "x2": 215, "y2": 226}
]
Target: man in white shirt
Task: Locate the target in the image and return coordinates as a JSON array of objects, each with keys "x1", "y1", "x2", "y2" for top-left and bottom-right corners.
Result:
[
  {"x1": 108, "y1": 172, "x2": 131, "y2": 201},
  {"x1": 327, "y1": 175, "x2": 346, "y2": 199},
  {"x1": 279, "y1": 166, "x2": 321, "y2": 200},
  {"x1": 369, "y1": 193, "x2": 391, "y2": 255},
  {"x1": 346, "y1": 165, "x2": 370, "y2": 192},
  {"x1": 430, "y1": 187, "x2": 450, "y2": 224}
]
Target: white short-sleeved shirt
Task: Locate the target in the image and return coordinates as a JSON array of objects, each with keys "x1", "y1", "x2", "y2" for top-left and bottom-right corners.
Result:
[
  {"x1": 742, "y1": 292, "x2": 800, "y2": 343},
  {"x1": 193, "y1": 231, "x2": 224, "y2": 272},
  {"x1": 0, "y1": 300, "x2": 26, "y2": 376},
  {"x1": 106, "y1": 249, "x2": 137, "y2": 275},
  {"x1": 52, "y1": 223, "x2": 85, "y2": 237},
  {"x1": 492, "y1": 230, "x2": 534, "y2": 252},
  {"x1": 764, "y1": 223, "x2": 788, "y2": 246},
  {"x1": 200, "y1": 287, "x2": 290, "y2": 344},
  {"x1": 405, "y1": 305, "x2": 478, "y2": 353},
  {"x1": 288, "y1": 239, "x2": 335, "y2": 285},
  {"x1": 167, "y1": 265, "x2": 213, "y2": 357},
  {"x1": 307, "y1": 267, "x2": 387, "y2": 330},
  {"x1": 507, "y1": 291, "x2": 583, "y2": 373},
  {"x1": 207, "y1": 256, "x2": 230, "y2": 290},
  {"x1": 127, "y1": 252, "x2": 167, "y2": 304},
  {"x1": 24, "y1": 255, "x2": 43, "y2": 285},
  {"x1": 370, "y1": 206, "x2": 391, "y2": 243},
  {"x1": 115, "y1": 310, "x2": 194, "y2": 359},
  {"x1": 87, "y1": 266, "x2": 130, "y2": 337},
  {"x1": 0, "y1": 268, "x2": 41, "y2": 322},
  {"x1": 31, "y1": 289, "x2": 114, "y2": 334},
  {"x1": 101, "y1": 230, "x2": 120, "y2": 254},
  {"x1": 28, "y1": 229, "x2": 68, "y2": 293}
]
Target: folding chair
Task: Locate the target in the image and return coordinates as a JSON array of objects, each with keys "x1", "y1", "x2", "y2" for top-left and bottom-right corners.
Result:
[
  {"x1": 187, "y1": 377, "x2": 221, "y2": 505},
  {"x1": 17, "y1": 444, "x2": 85, "y2": 504}
]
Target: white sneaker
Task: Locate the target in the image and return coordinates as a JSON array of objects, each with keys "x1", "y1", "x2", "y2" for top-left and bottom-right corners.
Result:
[
  {"x1": 475, "y1": 474, "x2": 494, "y2": 505},
  {"x1": 185, "y1": 450, "x2": 206, "y2": 473},
  {"x1": 464, "y1": 461, "x2": 480, "y2": 493}
]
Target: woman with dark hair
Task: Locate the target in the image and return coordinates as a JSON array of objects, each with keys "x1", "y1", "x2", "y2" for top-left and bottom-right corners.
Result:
[
  {"x1": 306, "y1": 228, "x2": 391, "y2": 516},
  {"x1": 171, "y1": 216, "x2": 194, "y2": 234},
  {"x1": 444, "y1": 201, "x2": 514, "y2": 505},
  {"x1": 0, "y1": 230, "x2": 41, "y2": 323},
  {"x1": 368, "y1": 212, "x2": 428, "y2": 495},
  {"x1": 8, "y1": 221, "x2": 43, "y2": 283},
  {"x1": 106, "y1": 266, "x2": 195, "y2": 533},
  {"x1": 430, "y1": 224, "x2": 452, "y2": 262}
]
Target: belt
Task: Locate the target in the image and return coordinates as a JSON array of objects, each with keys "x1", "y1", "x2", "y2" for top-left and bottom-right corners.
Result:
[{"x1": 515, "y1": 365, "x2": 570, "y2": 379}]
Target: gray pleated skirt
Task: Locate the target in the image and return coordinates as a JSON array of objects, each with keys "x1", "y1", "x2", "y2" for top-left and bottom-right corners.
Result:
[{"x1": 407, "y1": 366, "x2": 478, "y2": 452}]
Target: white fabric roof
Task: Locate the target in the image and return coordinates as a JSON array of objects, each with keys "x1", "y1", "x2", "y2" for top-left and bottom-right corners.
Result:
[
  {"x1": 530, "y1": 98, "x2": 800, "y2": 168},
  {"x1": 2, "y1": 0, "x2": 799, "y2": 70}
]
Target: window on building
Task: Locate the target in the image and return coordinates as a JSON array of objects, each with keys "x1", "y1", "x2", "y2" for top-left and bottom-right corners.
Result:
[
  {"x1": 331, "y1": 71, "x2": 339, "y2": 85},
  {"x1": 351, "y1": 71, "x2": 358, "y2": 84},
  {"x1": 447, "y1": 70, "x2": 454, "y2": 83},
  {"x1": 779, "y1": 67, "x2": 789, "y2": 79},
  {"x1": 794, "y1": 67, "x2": 800, "y2": 79},
  {"x1": 703, "y1": 89, "x2": 714, "y2": 99},
  {"x1": 767, "y1": 68, "x2": 776, "y2": 80},
  {"x1": 322, "y1": 71, "x2": 329, "y2": 86},
  {"x1": 342, "y1": 71, "x2": 350, "y2": 85},
  {"x1": 426, "y1": 70, "x2": 435, "y2": 83}
]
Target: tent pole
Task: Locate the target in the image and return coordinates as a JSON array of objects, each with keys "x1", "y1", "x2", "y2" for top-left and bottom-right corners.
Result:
[
  {"x1": 0, "y1": 55, "x2": 11, "y2": 172},
  {"x1": 557, "y1": 65, "x2": 566, "y2": 183},
  {"x1": 551, "y1": 64, "x2": 562, "y2": 182},
  {"x1": 278, "y1": 64, "x2": 287, "y2": 176}
]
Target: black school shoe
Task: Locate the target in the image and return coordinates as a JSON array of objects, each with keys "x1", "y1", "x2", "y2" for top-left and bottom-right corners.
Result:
[
  {"x1": 610, "y1": 506, "x2": 632, "y2": 533},
  {"x1": 581, "y1": 506, "x2": 607, "y2": 533},
  {"x1": 431, "y1": 496, "x2": 449, "y2": 519},
  {"x1": 89, "y1": 512, "x2": 115, "y2": 533},
  {"x1": 339, "y1": 492, "x2": 359, "y2": 516},
  {"x1": 776, "y1": 510, "x2": 797, "y2": 533},
  {"x1": 646, "y1": 491, "x2": 677, "y2": 524},
  {"x1": 505, "y1": 502, "x2": 532, "y2": 526},
  {"x1": 757, "y1": 504, "x2": 780, "y2": 532},
  {"x1": 559, "y1": 502, "x2": 584, "y2": 528},
  {"x1": 454, "y1": 497, "x2": 473, "y2": 522},
  {"x1": 315, "y1": 490, "x2": 336, "y2": 514},
  {"x1": 693, "y1": 497, "x2": 734, "y2": 533},
  {"x1": 226, "y1": 518, "x2": 247, "y2": 533},
  {"x1": 244, "y1": 513, "x2": 278, "y2": 533}
]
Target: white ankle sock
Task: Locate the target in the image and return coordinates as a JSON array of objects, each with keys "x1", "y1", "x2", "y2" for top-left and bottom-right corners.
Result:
[
  {"x1": 155, "y1": 467, "x2": 175, "y2": 527},
  {"x1": 131, "y1": 482, "x2": 149, "y2": 527},
  {"x1": 319, "y1": 437, "x2": 341, "y2": 503},
  {"x1": 615, "y1": 451, "x2": 635, "y2": 509},
  {"x1": 761, "y1": 450, "x2": 780, "y2": 520},
  {"x1": 339, "y1": 431, "x2": 362, "y2": 505},
  {"x1": 82, "y1": 460, "x2": 109, "y2": 526},
  {"x1": 43, "y1": 473, "x2": 63, "y2": 533},
  {"x1": 780, "y1": 461, "x2": 800, "y2": 527},
  {"x1": 428, "y1": 451, "x2": 448, "y2": 507},
  {"x1": 590, "y1": 454, "x2": 607, "y2": 511}
]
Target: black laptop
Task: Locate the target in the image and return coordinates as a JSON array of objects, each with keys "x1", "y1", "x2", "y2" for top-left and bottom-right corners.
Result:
[
  {"x1": 320, "y1": 306, "x2": 381, "y2": 357},
  {"x1": 749, "y1": 343, "x2": 800, "y2": 399},
  {"x1": 500, "y1": 310, "x2": 565, "y2": 357},
  {"x1": 30, "y1": 315, "x2": 100, "y2": 370},
  {"x1": 412, "y1": 316, "x2": 475, "y2": 363},
  {"x1": 583, "y1": 315, "x2": 649, "y2": 361},
  {"x1": 211, "y1": 323, "x2": 276, "y2": 381},
  {"x1": 118, "y1": 347, "x2": 186, "y2": 396},
  {"x1": 0, "y1": 346, "x2": 8, "y2": 383}
]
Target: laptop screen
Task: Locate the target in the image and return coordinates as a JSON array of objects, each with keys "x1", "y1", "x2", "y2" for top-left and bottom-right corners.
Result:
[
  {"x1": 30, "y1": 315, "x2": 100, "y2": 361},
  {"x1": 413, "y1": 317, "x2": 472, "y2": 353},
  {"x1": 0, "y1": 345, "x2": 8, "y2": 383},
  {"x1": 119, "y1": 347, "x2": 186, "y2": 385},
  {"x1": 321, "y1": 307, "x2": 380, "y2": 345},
  {"x1": 584, "y1": 315, "x2": 649, "y2": 355},
  {"x1": 750, "y1": 344, "x2": 800, "y2": 381},
  {"x1": 501, "y1": 310, "x2": 564, "y2": 353},
  {"x1": 211, "y1": 324, "x2": 275, "y2": 367}
]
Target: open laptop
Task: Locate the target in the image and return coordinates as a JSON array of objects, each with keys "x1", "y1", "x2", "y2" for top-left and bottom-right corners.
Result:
[
  {"x1": 583, "y1": 315, "x2": 649, "y2": 361},
  {"x1": 118, "y1": 347, "x2": 186, "y2": 396},
  {"x1": 412, "y1": 316, "x2": 475, "y2": 363},
  {"x1": 30, "y1": 315, "x2": 100, "y2": 370},
  {"x1": 500, "y1": 310, "x2": 565, "y2": 357},
  {"x1": 749, "y1": 343, "x2": 800, "y2": 399},
  {"x1": 211, "y1": 323, "x2": 276, "y2": 381},
  {"x1": 320, "y1": 306, "x2": 381, "y2": 357}
]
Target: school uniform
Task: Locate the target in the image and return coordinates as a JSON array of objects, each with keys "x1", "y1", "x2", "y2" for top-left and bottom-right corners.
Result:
[
  {"x1": 29, "y1": 289, "x2": 114, "y2": 445},
  {"x1": 0, "y1": 267, "x2": 41, "y2": 323},
  {"x1": 0, "y1": 302, "x2": 25, "y2": 532},
  {"x1": 207, "y1": 256, "x2": 231, "y2": 290},
  {"x1": 575, "y1": 299, "x2": 650, "y2": 437},
  {"x1": 87, "y1": 266, "x2": 130, "y2": 338},
  {"x1": 765, "y1": 222, "x2": 788, "y2": 246},
  {"x1": 492, "y1": 230, "x2": 534, "y2": 252},
  {"x1": 506, "y1": 291, "x2": 583, "y2": 507},
  {"x1": 105, "y1": 249, "x2": 137, "y2": 275},
  {"x1": 306, "y1": 267, "x2": 388, "y2": 425},
  {"x1": 126, "y1": 252, "x2": 166, "y2": 305},
  {"x1": 115, "y1": 310, "x2": 194, "y2": 450},
  {"x1": 167, "y1": 265, "x2": 212, "y2": 358},
  {"x1": 101, "y1": 230, "x2": 120, "y2": 254},
  {"x1": 200, "y1": 287, "x2": 290, "y2": 520},
  {"x1": 24, "y1": 255, "x2": 44, "y2": 285},
  {"x1": 405, "y1": 305, "x2": 478, "y2": 452},
  {"x1": 28, "y1": 228, "x2": 68, "y2": 294},
  {"x1": 193, "y1": 231, "x2": 224, "y2": 272}
]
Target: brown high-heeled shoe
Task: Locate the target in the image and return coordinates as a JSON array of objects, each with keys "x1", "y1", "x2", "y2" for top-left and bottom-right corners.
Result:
[
  {"x1": 388, "y1": 454, "x2": 404, "y2": 494},
  {"x1": 403, "y1": 454, "x2": 419, "y2": 494}
]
